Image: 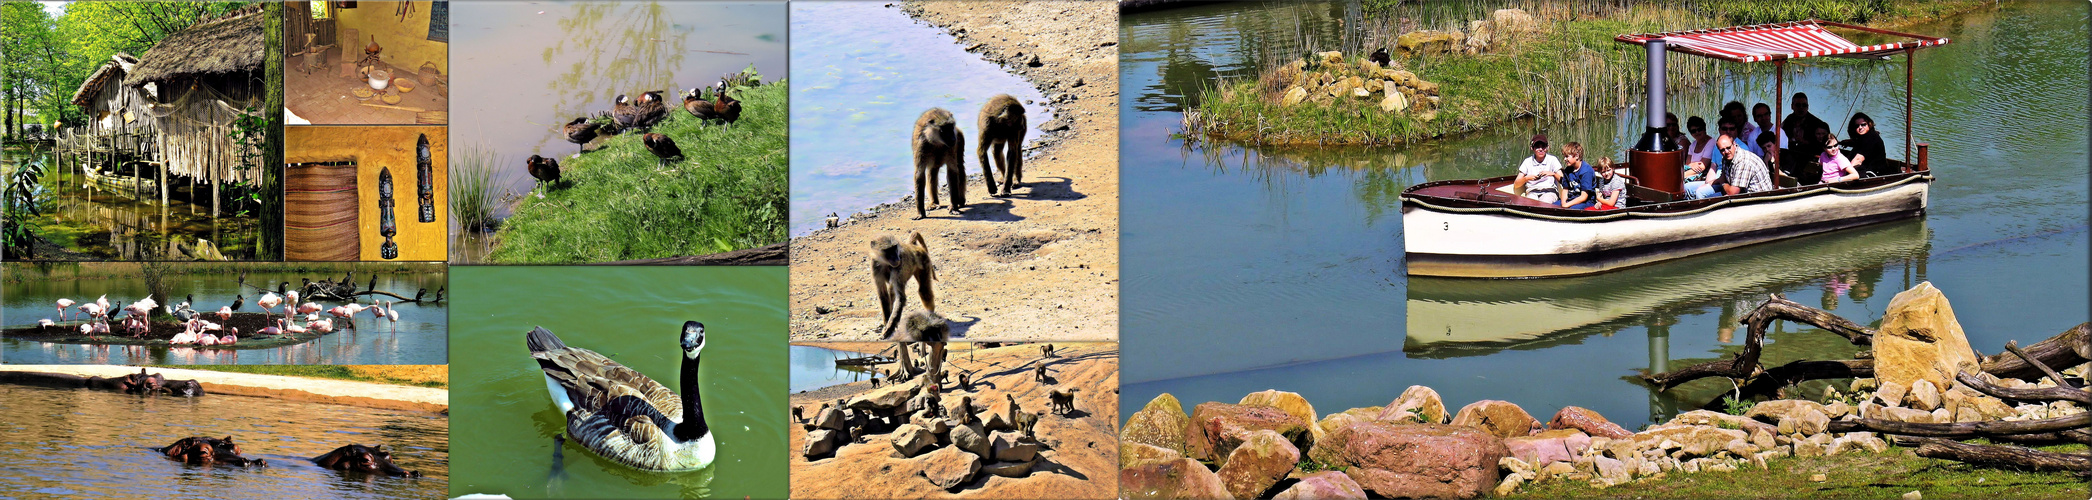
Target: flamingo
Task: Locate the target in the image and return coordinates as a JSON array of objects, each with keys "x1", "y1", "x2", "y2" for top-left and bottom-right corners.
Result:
[
  {"x1": 298, "y1": 302, "x2": 321, "y2": 315},
  {"x1": 258, "y1": 325, "x2": 282, "y2": 336},
  {"x1": 384, "y1": 302, "x2": 400, "y2": 332},
  {"x1": 311, "y1": 319, "x2": 335, "y2": 333},
  {"x1": 220, "y1": 328, "x2": 238, "y2": 345},
  {"x1": 90, "y1": 322, "x2": 110, "y2": 335},
  {"x1": 197, "y1": 333, "x2": 219, "y2": 346},
  {"x1": 56, "y1": 298, "x2": 75, "y2": 321},
  {"x1": 38, "y1": 319, "x2": 57, "y2": 329},
  {"x1": 258, "y1": 292, "x2": 282, "y2": 314},
  {"x1": 95, "y1": 295, "x2": 110, "y2": 315},
  {"x1": 284, "y1": 323, "x2": 308, "y2": 335},
  {"x1": 80, "y1": 323, "x2": 97, "y2": 340},
  {"x1": 217, "y1": 306, "x2": 233, "y2": 322},
  {"x1": 169, "y1": 327, "x2": 198, "y2": 345},
  {"x1": 286, "y1": 290, "x2": 300, "y2": 309}
]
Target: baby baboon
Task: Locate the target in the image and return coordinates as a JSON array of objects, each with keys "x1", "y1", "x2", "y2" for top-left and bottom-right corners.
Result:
[
  {"x1": 792, "y1": 405, "x2": 805, "y2": 424},
  {"x1": 956, "y1": 371, "x2": 972, "y2": 391},
  {"x1": 870, "y1": 233, "x2": 937, "y2": 338},
  {"x1": 1048, "y1": 388, "x2": 1081, "y2": 415},
  {"x1": 977, "y1": 94, "x2": 1027, "y2": 197},
  {"x1": 912, "y1": 107, "x2": 967, "y2": 218},
  {"x1": 869, "y1": 372, "x2": 881, "y2": 388},
  {"x1": 1008, "y1": 394, "x2": 1040, "y2": 439},
  {"x1": 952, "y1": 395, "x2": 976, "y2": 425},
  {"x1": 1033, "y1": 364, "x2": 1050, "y2": 384}
]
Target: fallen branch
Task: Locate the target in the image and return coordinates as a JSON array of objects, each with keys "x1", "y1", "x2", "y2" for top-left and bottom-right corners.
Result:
[
  {"x1": 1644, "y1": 295, "x2": 1869, "y2": 390},
  {"x1": 1735, "y1": 359, "x2": 1874, "y2": 399},
  {"x1": 1979, "y1": 322, "x2": 2091, "y2": 381},
  {"x1": 1908, "y1": 438, "x2": 2092, "y2": 473},
  {"x1": 1825, "y1": 412, "x2": 2092, "y2": 437},
  {"x1": 2005, "y1": 340, "x2": 2080, "y2": 390},
  {"x1": 1988, "y1": 429, "x2": 2092, "y2": 446},
  {"x1": 1956, "y1": 372, "x2": 2091, "y2": 405}
]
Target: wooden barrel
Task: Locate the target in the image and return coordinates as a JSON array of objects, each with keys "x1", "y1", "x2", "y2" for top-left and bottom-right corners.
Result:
[{"x1": 286, "y1": 161, "x2": 359, "y2": 261}]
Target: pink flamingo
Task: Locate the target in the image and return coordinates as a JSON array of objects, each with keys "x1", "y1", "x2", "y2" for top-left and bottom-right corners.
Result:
[
  {"x1": 197, "y1": 333, "x2": 219, "y2": 346},
  {"x1": 298, "y1": 302, "x2": 321, "y2": 315},
  {"x1": 80, "y1": 323, "x2": 98, "y2": 340},
  {"x1": 38, "y1": 319, "x2": 56, "y2": 329},
  {"x1": 258, "y1": 292, "x2": 283, "y2": 314},
  {"x1": 220, "y1": 328, "x2": 238, "y2": 345},
  {"x1": 384, "y1": 302, "x2": 400, "y2": 333},
  {"x1": 94, "y1": 295, "x2": 110, "y2": 316},
  {"x1": 284, "y1": 323, "x2": 308, "y2": 335},
  {"x1": 55, "y1": 298, "x2": 75, "y2": 321},
  {"x1": 216, "y1": 306, "x2": 233, "y2": 322}
]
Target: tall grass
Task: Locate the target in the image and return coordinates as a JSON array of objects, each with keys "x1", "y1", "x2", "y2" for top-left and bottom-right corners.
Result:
[
  {"x1": 449, "y1": 144, "x2": 504, "y2": 234},
  {"x1": 488, "y1": 78, "x2": 790, "y2": 264}
]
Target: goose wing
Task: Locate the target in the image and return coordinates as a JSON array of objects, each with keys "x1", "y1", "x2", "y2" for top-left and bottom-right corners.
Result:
[
  {"x1": 527, "y1": 327, "x2": 684, "y2": 422},
  {"x1": 568, "y1": 395, "x2": 711, "y2": 471}
]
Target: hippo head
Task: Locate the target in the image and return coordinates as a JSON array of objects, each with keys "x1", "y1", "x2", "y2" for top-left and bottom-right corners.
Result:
[
  {"x1": 162, "y1": 436, "x2": 263, "y2": 466},
  {"x1": 161, "y1": 379, "x2": 203, "y2": 397},
  {"x1": 314, "y1": 444, "x2": 418, "y2": 477}
]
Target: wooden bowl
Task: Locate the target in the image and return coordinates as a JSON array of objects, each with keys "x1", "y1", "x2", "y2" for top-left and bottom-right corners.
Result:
[
  {"x1": 352, "y1": 88, "x2": 375, "y2": 100},
  {"x1": 381, "y1": 94, "x2": 402, "y2": 105},
  {"x1": 394, "y1": 78, "x2": 417, "y2": 93}
]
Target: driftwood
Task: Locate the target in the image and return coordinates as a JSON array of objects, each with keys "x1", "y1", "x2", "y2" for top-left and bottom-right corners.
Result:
[
  {"x1": 1908, "y1": 438, "x2": 2092, "y2": 473},
  {"x1": 1643, "y1": 294, "x2": 1869, "y2": 390},
  {"x1": 1956, "y1": 372, "x2": 2091, "y2": 405},
  {"x1": 1978, "y1": 322, "x2": 2092, "y2": 381},
  {"x1": 1825, "y1": 412, "x2": 2091, "y2": 437}
]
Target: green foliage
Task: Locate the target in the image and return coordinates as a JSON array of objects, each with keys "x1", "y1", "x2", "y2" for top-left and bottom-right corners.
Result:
[
  {"x1": 2, "y1": 146, "x2": 49, "y2": 257},
  {"x1": 223, "y1": 107, "x2": 268, "y2": 217},
  {"x1": 448, "y1": 144, "x2": 503, "y2": 234},
  {"x1": 488, "y1": 78, "x2": 789, "y2": 263},
  {"x1": 1296, "y1": 458, "x2": 1346, "y2": 473}
]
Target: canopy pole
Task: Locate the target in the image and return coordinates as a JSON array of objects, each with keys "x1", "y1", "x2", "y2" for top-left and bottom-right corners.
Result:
[
  {"x1": 1775, "y1": 59, "x2": 1786, "y2": 185},
  {"x1": 1904, "y1": 47, "x2": 1915, "y2": 172}
]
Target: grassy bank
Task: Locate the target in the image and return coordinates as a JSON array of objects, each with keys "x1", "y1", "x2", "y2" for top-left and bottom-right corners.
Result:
[
  {"x1": 154, "y1": 364, "x2": 449, "y2": 389},
  {"x1": 487, "y1": 78, "x2": 789, "y2": 264},
  {"x1": 1511, "y1": 441, "x2": 2089, "y2": 499},
  {"x1": 2, "y1": 262, "x2": 442, "y2": 283}
]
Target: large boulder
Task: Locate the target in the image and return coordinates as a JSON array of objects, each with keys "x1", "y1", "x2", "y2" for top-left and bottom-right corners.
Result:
[
  {"x1": 1450, "y1": 400, "x2": 1541, "y2": 438},
  {"x1": 1310, "y1": 422, "x2": 1506, "y2": 499},
  {"x1": 1281, "y1": 86, "x2": 1309, "y2": 107},
  {"x1": 1125, "y1": 393, "x2": 1192, "y2": 454},
  {"x1": 812, "y1": 406, "x2": 849, "y2": 432},
  {"x1": 952, "y1": 422, "x2": 991, "y2": 458},
  {"x1": 1187, "y1": 402, "x2": 1310, "y2": 464},
  {"x1": 1503, "y1": 429, "x2": 1589, "y2": 467},
  {"x1": 1240, "y1": 390, "x2": 1321, "y2": 445},
  {"x1": 1273, "y1": 471, "x2": 1368, "y2": 500},
  {"x1": 1546, "y1": 406, "x2": 1631, "y2": 439},
  {"x1": 1874, "y1": 282, "x2": 1983, "y2": 391},
  {"x1": 1122, "y1": 457, "x2": 1233, "y2": 500},
  {"x1": 1632, "y1": 424, "x2": 1747, "y2": 459},
  {"x1": 891, "y1": 424, "x2": 936, "y2": 458},
  {"x1": 1396, "y1": 30, "x2": 1464, "y2": 58},
  {"x1": 803, "y1": 429, "x2": 844, "y2": 460},
  {"x1": 1123, "y1": 441, "x2": 1184, "y2": 469},
  {"x1": 849, "y1": 380, "x2": 918, "y2": 410},
  {"x1": 920, "y1": 446, "x2": 981, "y2": 490},
  {"x1": 1217, "y1": 430, "x2": 1300, "y2": 500},
  {"x1": 1376, "y1": 385, "x2": 1448, "y2": 424},
  {"x1": 992, "y1": 431, "x2": 1040, "y2": 463}
]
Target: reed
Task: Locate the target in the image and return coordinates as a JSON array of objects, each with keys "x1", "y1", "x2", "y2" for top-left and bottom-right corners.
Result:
[{"x1": 448, "y1": 143, "x2": 504, "y2": 235}]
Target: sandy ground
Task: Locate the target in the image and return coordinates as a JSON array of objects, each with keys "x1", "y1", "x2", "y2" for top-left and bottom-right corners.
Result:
[
  {"x1": 789, "y1": 0, "x2": 1119, "y2": 342},
  {"x1": 0, "y1": 365, "x2": 448, "y2": 414},
  {"x1": 789, "y1": 342, "x2": 1119, "y2": 499}
]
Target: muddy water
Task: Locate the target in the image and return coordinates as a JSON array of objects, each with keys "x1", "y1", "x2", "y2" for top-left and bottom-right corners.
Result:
[
  {"x1": 788, "y1": 1, "x2": 1053, "y2": 236},
  {"x1": 1120, "y1": 1, "x2": 2088, "y2": 427},
  {"x1": 788, "y1": 344, "x2": 875, "y2": 393},
  {"x1": 2, "y1": 148, "x2": 261, "y2": 261},
  {"x1": 2, "y1": 268, "x2": 448, "y2": 365},
  {"x1": 0, "y1": 383, "x2": 447, "y2": 499}
]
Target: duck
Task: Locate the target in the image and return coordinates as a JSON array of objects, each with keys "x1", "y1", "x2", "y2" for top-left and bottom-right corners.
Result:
[
  {"x1": 711, "y1": 84, "x2": 741, "y2": 125},
  {"x1": 682, "y1": 88, "x2": 721, "y2": 121},
  {"x1": 562, "y1": 117, "x2": 605, "y2": 155},
  {"x1": 526, "y1": 155, "x2": 562, "y2": 198},
  {"x1": 641, "y1": 133, "x2": 683, "y2": 168},
  {"x1": 1370, "y1": 47, "x2": 1390, "y2": 68},
  {"x1": 526, "y1": 321, "x2": 714, "y2": 471},
  {"x1": 631, "y1": 90, "x2": 669, "y2": 130}
]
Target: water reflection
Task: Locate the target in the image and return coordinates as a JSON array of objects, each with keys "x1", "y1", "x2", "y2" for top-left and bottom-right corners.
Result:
[{"x1": 3, "y1": 148, "x2": 261, "y2": 261}]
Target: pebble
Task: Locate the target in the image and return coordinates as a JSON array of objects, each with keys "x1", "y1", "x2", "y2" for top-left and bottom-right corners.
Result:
[
  {"x1": 1810, "y1": 473, "x2": 1827, "y2": 482},
  {"x1": 1902, "y1": 491, "x2": 1922, "y2": 500}
]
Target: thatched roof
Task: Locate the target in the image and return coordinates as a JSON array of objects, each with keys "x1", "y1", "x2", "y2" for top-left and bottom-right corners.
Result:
[
  {"x1": 122, "y1": 5, "x2": 264, "y2": 86},
  {"x1": 70, "y1": 61, "x2": 122, "y2": 108}
]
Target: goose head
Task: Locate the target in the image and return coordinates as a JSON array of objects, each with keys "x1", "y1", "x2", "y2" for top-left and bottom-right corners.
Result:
[{"x1": 681, "y1": 321, "x2": 705, "y2": 359}]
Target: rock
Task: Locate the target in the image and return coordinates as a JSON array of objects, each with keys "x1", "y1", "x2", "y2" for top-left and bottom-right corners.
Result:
[
  {"x1": 1317, "y1": 51, "x2": 1345, "y2": 65},
  {"x1": 1466, "y1": 20, "x2": 1493, "y2": 52},
  {"x1": 1379, "y1": 92, "x2": 1409, "y2": 113},
  {"x1": 1504, "y1": 429, "x2": 1588, "y2": 467},
  {"x1": 1122, "y1": 441, "x2": 1183, "y2": 469},
  {"x1": 1395, "y1": 30, "x2": 1463, "y2": 58},
  {"x1": 1541, "y1": 461, "x2": 1576, "y2": 478},
  {"x1": 1776, "y1": 407, "x2": 1829, "y2": 436},
  {"x1": 1499, "y1": 456, "x2": 1534, "y2": 476},
  {"x1": 1875, "y1": 283, "x2": 1983, "y2": 391},
  {"x1": 849, "y1": 380, "x2": 918, "y2": 410},
  {"x1": 1810, "y1": 473, "x2": 1828, "y2": 482},
  {"x1": 891, "y1": 424, "x2": 935, "y2": 458},
  {"x1": 1909, "y1": 380, "x2": 1943, "y2": 411},
  {"x1": 1931, "y1": 407, "x2": 1953, "y2": 422},
  {"x1": 1310, "y1": 421, "x2": 1505, "y2": 499},
  {"x1": 1122, "y1": 457, "x2": 1232, "y2": 500},
  {"x1": 1491, "y1": 8, "x2": 1541, "y2": 37},
  {"x1": 1902, "y1": 491, "x2": 1922, "y2": 500},
  {"x1": 803, "y1": 429, "x2": 843, "y2": 459},
  {"x1": 1882, "y1": 406, "x2": 1935, "y2": 423},
  {"x1": 1281, "y1": 86, "x2": 1309, "y2": 107},
  {"x1": 1632, "y1": 424, "x2": 1747, "y2": 459},
  {"x1": 952, "y1": 422, "x2": 990, "y2": 458},
  {"x1": 1668, "y1": 410, "x2": 1778, "y2": 436},
  {"x1": 1450, "y1": 400, "x2": 1542, "y2": 438},
  {"x1": 1493, "y1": 473, "x2": 1526, "y2": 497},
  {"x1": 1875, "y1": 380, "x2": 1910, "y2": 407},
  {"x1": 1548, "y1": 406, "x2": 1632, "y2": 439},
  {"x1": 1750, "y1": 429, "x2": 1776, "y2": 450},
  {"x1": 1351, "y1": 87, "x2": 1372, "y2": 98},
  {"x1": 1834, "y1": 433, "x2": 1889, "y2": 454},
  {"x1": 1124, "y1": 393, "x2": 1192, "y2": 454},
  {"x1": 1218, "y1": 430, "x2": 1299, "y2": 500},
  {"x1": 1187, "y1": 402, "x2": 1310, "y2": 464},
  {"x1": 1594, "y1": 455, "x2": 1630, "y2": 484},
  {"x1": 981, "y1": 459, "x2": 1034, "y2": 478},
  {"x1": 1968, "y1": 396, "x2": 2016, "y2": 419},
  {"x1": 1364, "y1": 79, "x2": 1383, "y2": 93},
  {"x1": 1375, "y1": 386, "x2": 1447, "y2": 424},
  {"x1": 1240, "y1": 390, "x2": 1321, "y2": 446},
  {"x1": 1824, "y1": 401, "x2": 1854, "y2": 419},
  {"x1": 980, "y1": 410, "x2": 1012, "y2": 432},
  {"x1": 1274, "y1": 471, "x2": 1368, "y2": 500},
  {"x1": 992, "y1": 431, "x2": 1040, "y2": 462},
  {"x1": 920, "y1": 446, "x2": 980, "y2": 491}
]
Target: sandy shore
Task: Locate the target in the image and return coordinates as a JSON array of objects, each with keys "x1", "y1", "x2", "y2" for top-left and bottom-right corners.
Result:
[
  {"x1": 0, "y1": 365, "x2": 448, "y2": 414},
  {"x1": 789, "y1": 0, "x2": 1119, "y2": 342}
]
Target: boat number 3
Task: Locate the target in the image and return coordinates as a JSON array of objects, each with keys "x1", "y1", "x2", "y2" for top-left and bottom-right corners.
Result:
[{"x1": 1443, "y1": 222, "x2": 1450, "y2": 231}]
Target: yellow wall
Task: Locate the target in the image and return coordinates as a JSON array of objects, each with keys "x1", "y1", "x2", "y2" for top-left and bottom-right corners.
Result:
[
  {"x1": 336, "y1": 1, "x2": 447, "y2": 77},
  {"x1": 286, "y1": 126, "x2": 448, "y2": 261}
]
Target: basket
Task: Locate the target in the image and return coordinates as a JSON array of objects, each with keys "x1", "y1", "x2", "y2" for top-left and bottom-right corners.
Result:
[{"x1": 286, "y1": 161, "x2": 361, "y2": 261}]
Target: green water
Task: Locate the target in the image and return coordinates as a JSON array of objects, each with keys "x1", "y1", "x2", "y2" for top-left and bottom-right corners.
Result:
[
  {"x1": 2, "y1": 147, "x2": 262, "y2": 260},
  {"x1": 448, "y1": 266, "x2": 786, "y2": 499}
]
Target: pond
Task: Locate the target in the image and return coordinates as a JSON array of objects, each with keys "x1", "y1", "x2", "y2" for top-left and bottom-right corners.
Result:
[
  {"x1": 447, "y1": 266, "x2": 787, "y2": 499},
  {"x1": 2, "y1": 147, "x2": 262, "y2": 261},
  {"x1": 1119, "y1": 1, "x2": 2089, "y2": 428},
  {"x1": 787, "y1": 1, "x2": 1053, "y2": 236},
  {"x1": 2, "y1": 268, "x2": 448, "y2": 365},
  {"x1": 788, "y1": 344, "x2": 877, "y2": 394},
  {"x1": 0, "y1": 383, "x2": 447, "y2": 500}
]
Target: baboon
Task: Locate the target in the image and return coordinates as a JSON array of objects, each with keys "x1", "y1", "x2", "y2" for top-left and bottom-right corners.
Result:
[
  {"x1": 1369, "y1": 47, "x2": 1391, "y2": 68},
  {"x1": 1010, "y1": 394, "x2": 1041, "y2": 439},
  {"x1": 912, "y1": 107, "x2": 967, "y2": 218},
  {"x1": 1033, "y1": 364, "x2": 1050, "y2": 383},
  {"x1": 951, "y1": 395, "x2": 975, "y2": 425},
  {"x1": 825, "y1": 212, "x2": 840, "y2": 228},
  {"x1": 977, "y1": 94, "x2": 1027, "y2": 197},
  {"x1": 870, "y1": 233, "x2": 937, "y2": 338},
  {"x1": 792, "y1": 405, "x2": 805, "y2": 424},
  {"x1": 868, "y1": 372, "x2": 881, "y2": 388},
  {"x1": 1048, "y1": 388, "x2": 1081, "y2": 415},
  {"x1": 1039, "y1": 344, "x2": 1057, "y2": 358},
  {"x1": 956, "y1": 371, "x2": 972, "y2": 391}
]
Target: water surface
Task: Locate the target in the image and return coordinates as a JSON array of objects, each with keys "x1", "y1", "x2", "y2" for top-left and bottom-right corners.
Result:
[
  {"x1": 0, "y1": 383, "x2": 448, "y2": 499},
  {"x1": 2, "y1": 148, "x2": 262, "y2": 261},
  {"x1": 788, "y1": 344, "x2": 876, "y2": 394}
]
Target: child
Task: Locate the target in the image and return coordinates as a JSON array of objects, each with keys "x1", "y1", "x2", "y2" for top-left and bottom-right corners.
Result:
[{"x1": 1590, "y1": 157, "x2": 1628, "y2": 211}]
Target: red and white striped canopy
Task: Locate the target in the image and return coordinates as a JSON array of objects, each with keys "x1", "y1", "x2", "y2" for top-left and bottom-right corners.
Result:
[{"x1": 1616, "y1": 20, "x2": 1950, "y2": 63}]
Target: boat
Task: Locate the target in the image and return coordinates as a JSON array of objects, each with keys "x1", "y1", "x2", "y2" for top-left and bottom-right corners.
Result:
[{"x1": 1402, "y1": 20, "x2": 1950, "y2": 278}]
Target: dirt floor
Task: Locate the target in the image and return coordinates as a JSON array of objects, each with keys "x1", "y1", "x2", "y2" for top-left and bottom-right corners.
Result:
[
  {"x1": 0, "y1": 364, "x2": 448, "y2": 413},
  {"x1": 286, "y1": 50, "x2": 447, "y2": 125},
  {"x1": 789, "y1": 342, "x2": 1119, "y2": 499},
  {"x1": 789, "y1": 0, "x2": 1119, "y2": 342}
]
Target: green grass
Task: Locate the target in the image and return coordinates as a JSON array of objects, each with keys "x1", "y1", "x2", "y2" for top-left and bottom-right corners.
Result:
[
  {"x1": 150, "y1": 364, "x2": 449, "y2": 389},
  {"x1": 449, "y1": 143, "x2": 502, "y2": 234},
  {"x1": 487, "y1": 79, "x2": 789, "y2": 264},
  {"x1": 1509, "y1": 443, "x2": 2090, "y2": 500}
]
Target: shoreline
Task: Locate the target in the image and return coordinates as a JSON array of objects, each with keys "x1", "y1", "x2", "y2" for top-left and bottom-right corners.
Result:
[
  {"x1": 0, "y1": 365, "x2": 449, "y2": 414},
  {"x1": 788, "y1": 0, "x2": 1120, "y2": 342}
]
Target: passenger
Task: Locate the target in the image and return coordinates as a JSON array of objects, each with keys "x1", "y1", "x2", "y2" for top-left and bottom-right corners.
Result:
[
  {"x1": 1756, "y1": 131, "x2": 1780, "y2": 181},
  {"x1": 1721, "y1": 134, "x2": 1775, "y2": 195},
  {"x1": 1720, "y1": 117, "x2": 1760, "y2": 157},
  {"x1": 1663, "y1": 112, "x2": 1687, "y2": 150},
  {"x1": 1842, "y1": 112, "x2": 1892, "y2": 177},
  {"x1": 1589, "y1": 157, "x2": 1628, "y2": 211},
  {"x1": 1720, "y1": 100, "x2": 1747, "y2": 137},
  {"x1": 1780, "y1": 92, "x2": 1829, "y2": 185},
  {"x1": 1684, "y1": 116, "x2": 1715, "y2": 170},
  {"x1": 1511, "y1": 134, "x2": 1562, "y2": 204},
  {"x1": 1817, "y1": 126, "x2": 1860, "y2": 184},
  {"x1": 1747, "y1": 103, "x2": 1774, "y2": 150},
  {"x1": 1557, "y1": 142, "x2": 1597, "y2": 210}
]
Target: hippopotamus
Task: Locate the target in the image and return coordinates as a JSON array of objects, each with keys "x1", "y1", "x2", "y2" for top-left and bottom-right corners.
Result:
[
  {"x1": 158, "y1": 436, "x2": 265, "y2": 466},
  {"x1": 159, "y1": 378, "x2": 205, "y2": 397},
  {"x1": 118, "y1": 368, "x2": 165, "y2": 394},
  {"x1": 312, "y1": 444, "x2": 419, "y2": 476}
]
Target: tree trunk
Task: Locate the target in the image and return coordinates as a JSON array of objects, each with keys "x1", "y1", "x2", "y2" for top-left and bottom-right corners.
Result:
[
  {"x1": 261, "y1": 2, "x2": 286, "y2": 260},
  {"x1": 1910, "y1": 438, "x2": 2092, "y2": 473},
  {"x1": 1978, "y1": 322, "x2": 2091, "y2": 382},
  {"x1": 1825, "y1": 412, "x2": 2092, "y2": 437}
]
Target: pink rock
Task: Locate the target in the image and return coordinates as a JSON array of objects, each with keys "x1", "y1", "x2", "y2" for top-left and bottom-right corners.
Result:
[
  {"x1": 1308, "y1": 422, "x2": 1506, "y2": 499},
  {"x1": 1273, "y1": 471, "x2": 1368, "y2": 499},
  {"x1": 1547, "y1": 406, "x2": 1631, "y2": 439},
  {"x1": 1122, "y1": 457, "x2": 1232, "y2": 500},
  {"x1": 1187, "y1": 402, "x2": 1309, "y2": 464},
  {"x1": 1504, "y1": 429, "x2": 1589, "y2": 467}
]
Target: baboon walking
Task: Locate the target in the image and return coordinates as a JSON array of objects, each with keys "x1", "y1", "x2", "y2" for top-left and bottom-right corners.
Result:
[
  {"x1": 1039, "y1": 344, "x2": 1057, "y2": 358},
  {"x1": 870, "y1": 232, "x2": 937, "y2": 338},
  {"x1": 1048, "y1": 388, "x2": 1081, "y2": 415},
  {"x1": 1033, "y1": 364, "x2": 1050, "y2": 384},
  {"x1": 1009, "y1": 393, "x2": 1041, "y2": 439},
  {"x1": 977, "y1": 94, "x2": 1027, "y2": 197},
  {"x1": 913, "y1": 107, "x2": 967, "y2": 218}
]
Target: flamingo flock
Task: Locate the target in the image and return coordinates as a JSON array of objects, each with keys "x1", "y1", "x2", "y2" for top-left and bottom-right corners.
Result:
[{"x1": 34, "y1": 287, "x2": 412, "y2": 346}]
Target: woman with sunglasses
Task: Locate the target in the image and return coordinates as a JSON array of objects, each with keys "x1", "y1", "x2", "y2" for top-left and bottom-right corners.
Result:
[{"x1": 1843, "y1": 113, "x2": 1891, "y2": 177}]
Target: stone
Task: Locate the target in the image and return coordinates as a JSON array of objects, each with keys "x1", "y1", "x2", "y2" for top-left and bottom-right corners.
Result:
[
  {"x1": 1122, "y1": 441, "x2": 1182, "y2": 469},
  {"x1": 1909, "y1": 380, "x2": 1943, "y2": 411},
  {"x1": 812, "y1": 406, "x2": 848, "y2": 432},
  {"x1": 1931, "y1": 408, "x2": 1953, "y2": 422},
  {"x1": 1317, "y1": 51, "x2": 1345, "y2": 65},
  {"x1": 981, "y1": 459, "x2": 1034, "y2": 478},
  {"x1": 1364, "y1": 79, "x2": 1383, "y2": 93},
  {"x1": 1310, "y1": 421, "x2": 1505, "y2": 499},
  {"x1": 1632, "y1": 424, "x2": 1747, "y2": 459},
  {"x1": 1218, "y1": 430, "x2": 1300, "y2": 500},
  {"x1": 1466, "y1": 20, "x2": 1494, "y2": 52},
  {"x1": 1124, "y1": 393, "x2": 1192, "y2": 455},
  {"x1": 1274, "y1": 471, "x2": 1367, "y2": 500},
  {"x1": 1493, "y1": 474, "x2": 1526, "y2": 497},
  {"x1": 1902, "y1": 491, "x2": 1922, "y2": 500},
  {"x1": 991, "y1": 431, "x2": 1039, "y2": 462},
  {"x1": 1548, "y1": 406, "x2": 1633, "y2": 439},
  {"x1": 1594, "y1": 455, "x2": 1631, "y2": 484},
  {"x1": 1968, "y1": 396, "x2": 2016, "y2": 419},
  {"x1": 1810, "y1": 473, "x2": 1828, "y2": 482},
  {"x1": 1499, "y1": 456, "x2": 1534, "y2": 476},
  {"x1": 1240, "y1": 390, "x2": 1321, "y2": 446},
  {"x1": 1541, "y1": 461, "x2": 1576, "y2": 478},
  {"x1": 1121, "y1": 457, "x2": 1232, "y2": 500},
  {"x1": 891, "y1": 424, "x2": 936, "y2": 458},
  {"x1": 1281, "y1": 86, "x2": 1309, "y2": 107},
  {"x1": 849, "y1": 380, "x2": 918, "y2": 410},
  {"x1": 1379, "y1": 92, "x2": 1409, "y2": 114},
  {"x1": 1187, "y1": 402, "x2": 1310, "y2": 463},
  {"x1": 1750, "y1": 429, "x2": 1776, "y2": 450},
  {"x1": 1351, "y1": 87, "x2": 1372, "y2": 98},
  {"x1": 1824, "y1": 401, "x2": 1855, "y2": 419},
  {"x1": 920, "y1": 446, "x2": 980, "y2": 490},
  {"x1": 1875, "y1": 283, "x2": 1983, "y2": 391},
  {"x1": 1668, "y1": 410, "x2": 1779, "y2": 436},
  {"x1": 1504, "y1": 429, "x2": 1589, "y2": 467},
  {"x1": 1395, "y1": 30, "x2": 1462, "y2": 58},
  {"x1": 1491, "y1": 8, "x2": 1541, "y2": 37},
  {"x1": 1883, "y1": 406, "x2": 1935, "y2": 423},
  {"x1": 980, "y1": 411, "x2": 1012, "y2": 432},
  {"x1": 1450, "y1": 400, "x2": 1542, "y2": 438},
  {"x1": 803, "y1": 429, "x2": 843, "y2": 459},
  {"x1": 1875, "y1": 380, "x2": 1910, "y2": 407},
  {"x1": 952, "y1": 422, "x2": 990, "y2": 458}
]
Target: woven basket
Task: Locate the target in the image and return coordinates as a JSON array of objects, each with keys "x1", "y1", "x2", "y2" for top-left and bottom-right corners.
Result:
[{"x1": 286, "y1": 161, "x2": 360, "y2": 261}]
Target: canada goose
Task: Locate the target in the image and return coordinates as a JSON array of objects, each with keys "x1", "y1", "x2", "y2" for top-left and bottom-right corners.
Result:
[
  {"x1": 1370, "y1": 47, "x2": 1391, "y2": 68},
  {"x1": 683, "y1": 87, "x2": 721, "y2": 122},
  {"x1": 527, "y1": 321, "x2": 713, "y2": 471},
  {"x1": 563, "y1": 117, "x2": 606, "y2": 155},
  {"x1": 526, "y1": 155, "x2": 562, "y2": 197},
  {"x1": 641, "y1": 133, "x2": 683, "y2": 167}
]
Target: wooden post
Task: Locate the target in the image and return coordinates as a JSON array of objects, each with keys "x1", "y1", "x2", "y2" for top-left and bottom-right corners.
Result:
[{"x1": 1905, "y1": 47, "x2": 1915, "y2": 167}]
